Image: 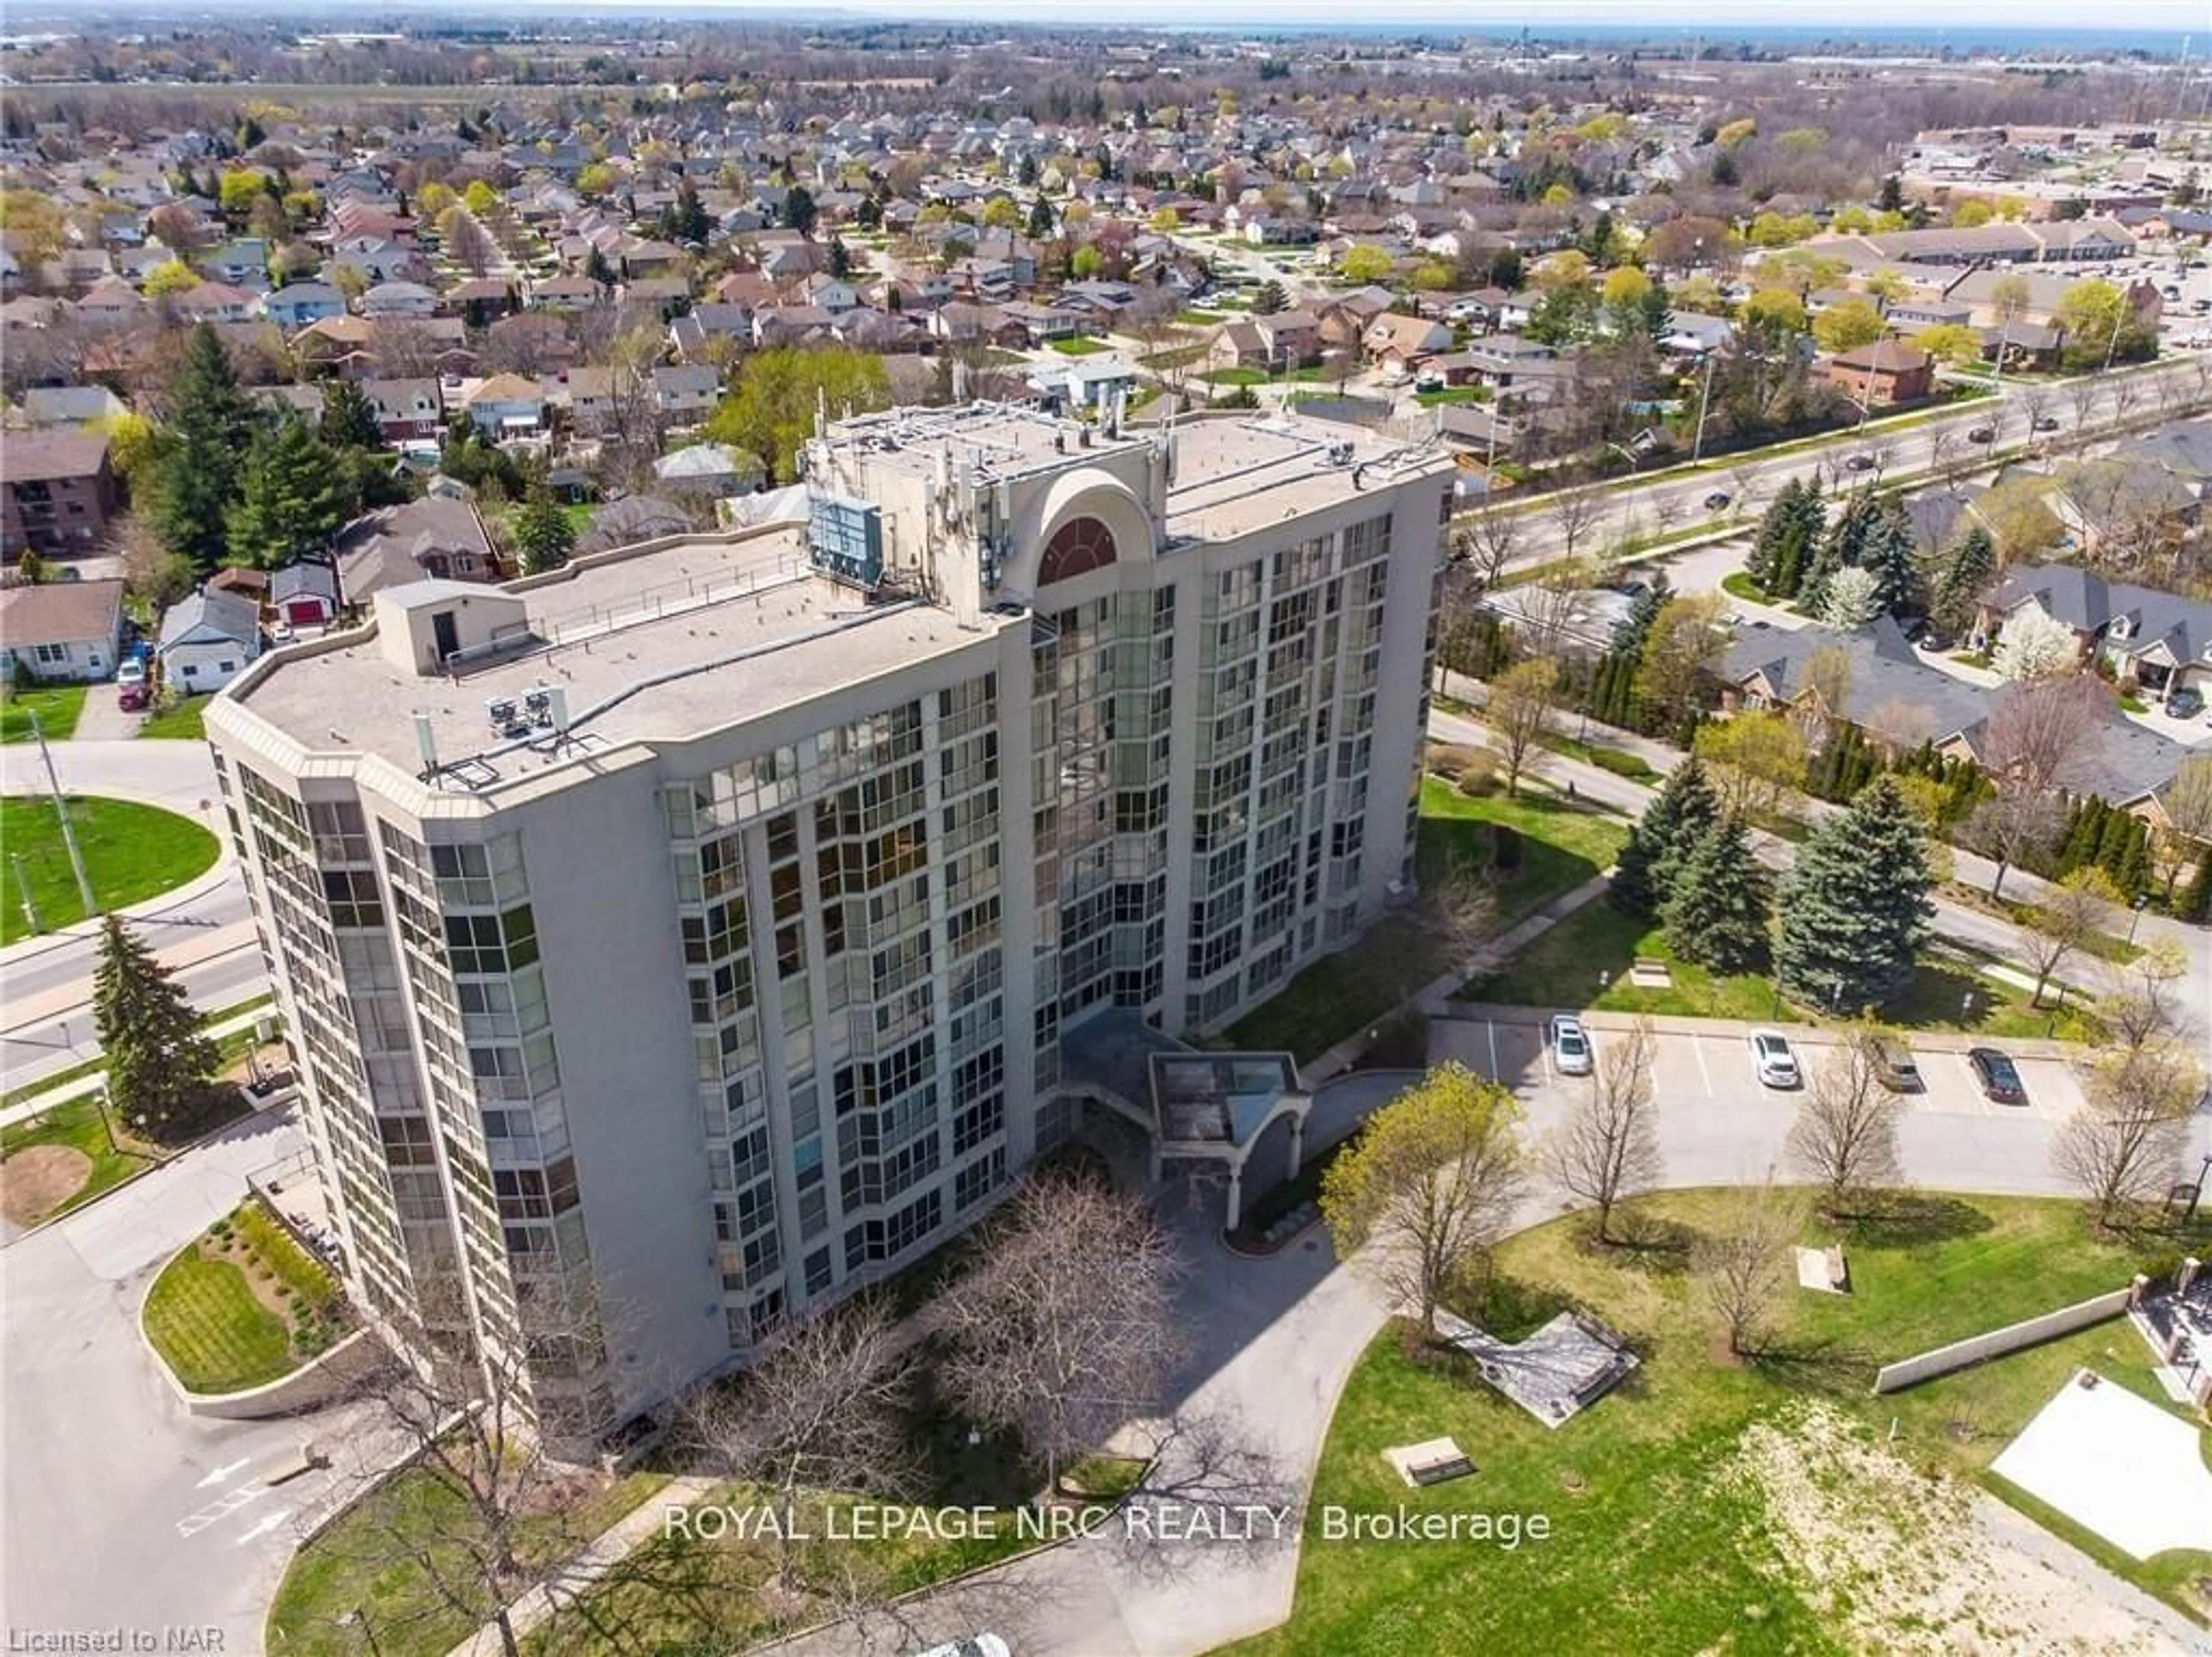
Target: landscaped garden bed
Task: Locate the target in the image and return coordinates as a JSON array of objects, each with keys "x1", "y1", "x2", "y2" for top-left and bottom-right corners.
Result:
[{"x1": 143, "y1": 1198, "x2": 349, "y2": 1394}]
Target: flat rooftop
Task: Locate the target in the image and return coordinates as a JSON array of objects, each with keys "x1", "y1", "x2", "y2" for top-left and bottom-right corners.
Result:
[
  {"x1": 234, "y1": 529, "x2": 1002, "y2": 788},
  {"x1": 1164, "y1": 414, "x2": 1444, "y2": 543}
]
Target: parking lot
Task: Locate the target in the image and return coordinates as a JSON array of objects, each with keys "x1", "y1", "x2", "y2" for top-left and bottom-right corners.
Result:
[{"x1": 1432, "y1": 1014, "x2": 2092, "y2": 1126}]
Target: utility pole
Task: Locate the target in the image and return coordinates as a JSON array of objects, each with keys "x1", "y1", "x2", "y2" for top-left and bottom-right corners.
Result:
[{"x1": 26, "y1": 709, "x2": 93, "y2": 919}]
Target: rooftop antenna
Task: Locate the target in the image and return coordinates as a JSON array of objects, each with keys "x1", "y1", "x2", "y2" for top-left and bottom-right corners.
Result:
[
  {"x1": 814, "y1": 385, "x2": 827, "y2": 441},
  {"x1": 412, "y1": 712, "x2": 440, "y2": 777}
]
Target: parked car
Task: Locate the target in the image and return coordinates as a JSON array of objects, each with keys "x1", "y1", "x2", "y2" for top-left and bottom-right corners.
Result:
[
  {"x1": 1550, "y1": 1013, "x2": 1593, "y2": 1077},
  {"x1": 2168, "y1": 687, "x2": 2205, "y2": 719},
  {"x1": 1843, "y1": 453, "x2": 1876, "y2": 472},
  {"x1": 1968, "y1": 1047, "x2": 2027, "y2": 1104},
  {"x1": 1869, "y1": 1036, "x2": 1921, "y2": 1092},
  {"x1": 1747, "y1": 1028, "x2": 1801, "y2": 1089},
  {"x1": 1966, "y1": 426, "x2": 1994, "y2": 442},
  {"x1": 116, "y1": 654, "x2": 149, "y2": 710},
  {"x1": 1703, "y1": 490, "x2": 1732, "y2": 510}
]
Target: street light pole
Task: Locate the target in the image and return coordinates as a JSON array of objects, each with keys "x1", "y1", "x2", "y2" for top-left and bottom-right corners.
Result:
[
  {"x1": 2128, "y1": 892, "x2": 2149, "y2": 945},
  {"x1": 2188, "y1": 1152, "x2": 2211, "y2": 1224},
  {"x1": 1691, "y1": 347, "x2": 1719, "y2": 466},
  {"x1": 26, "y1": 709, "x2": 94, "y2": 919}
]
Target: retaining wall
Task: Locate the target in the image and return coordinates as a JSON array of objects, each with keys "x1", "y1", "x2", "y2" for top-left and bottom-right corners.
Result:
[{"x1": 1870, "y1": 1287, "x2": 2132, "y2": 1394}]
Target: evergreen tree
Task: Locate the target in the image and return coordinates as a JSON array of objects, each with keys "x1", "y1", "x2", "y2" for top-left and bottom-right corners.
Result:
[
  {"x1": 827, "y1": 237, "x2": 853, "y2": 279},
  {"x1": 669, "y1": 181, "x2": 710, "y2": 243},
  {"x1": 1027, "y1": 195, "x2": 1056, "y2": 239},
  {"x1": 1660, "y1": 815, "x2": 1772, "y2": 974},
  {"x1": 1774, "y1": 777, "x2": 1936, "y2": 1012},
  {"x1": 1858, "y1": 497, "x2": 1920, "y2": 616},
  {"x1": 1927, "y1": 525, "x2": 1995, "y2": 634},
  {"x1": 226, "y1": 414, "x2": 348, "y2": 569},
  {"x1": 2179, "y1": 846, "x2": 2212, "y2": 923},
  {"x1": 781, "y1": 184, "x2": 817, "y2": 234},
  {"x1": 92, "y1": 916, "x2": 217, "y2": 1138},
  {"x1": 319, "y1": 378, "x2": 382, "y2": 452},
  {"x1": 1253, "y1": 279, "x2": 1289, "y2": 315},
  {"x1": 2058, "y1": 797, "x2": 2106, "y2": 875},
  {"x1": 1610, "y1": 758, "x2": 1719, "y2": 917},
  {"x1": 1801, "y1": 490, "x2": 1874, "y2": 610},
  {"x1": 584, "y1": 245, "x2": 615, "y2": 287},
  {"x1": 149, "y1": 324, "x2": 258, "y2": 570},
  {"x1": 511, "y1": 475, "x2": 576, "y2": 575},
  {"x1": 1744, "y1": 478, "x2": 1797, "y2": 592}
]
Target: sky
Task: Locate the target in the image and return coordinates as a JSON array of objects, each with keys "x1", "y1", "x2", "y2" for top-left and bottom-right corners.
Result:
[{"x1": 554, "y1": 0, "x2": 2206, "y2": 33}]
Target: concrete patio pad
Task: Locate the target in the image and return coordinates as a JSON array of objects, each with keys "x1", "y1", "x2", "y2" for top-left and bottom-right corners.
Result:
[{"x1": 1990, "y1": 1370, "x2": 2212, "y2": 1560}]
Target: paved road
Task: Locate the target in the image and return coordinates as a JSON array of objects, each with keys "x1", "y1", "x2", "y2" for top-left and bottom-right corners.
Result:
[
  {"x1": 0, "y1": 1103, "x2": 395, "y2": 1653},
  {"x1": 1464, "y1": 355, "x2": 2212, "y2": 576},
  {"x1": 0, "y1": 739, "x2": 264, "y2": 1093}
]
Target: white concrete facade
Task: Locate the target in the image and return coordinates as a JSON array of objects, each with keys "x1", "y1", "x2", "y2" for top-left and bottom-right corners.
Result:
[{"x1": 205, "y1": 403, "x2": 1452, "y2": 1442}]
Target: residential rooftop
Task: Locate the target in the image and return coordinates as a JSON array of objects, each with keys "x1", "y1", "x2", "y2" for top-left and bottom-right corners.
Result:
[{"x1": 229, "y1": 527, "x2": 1006, "y2": 792}]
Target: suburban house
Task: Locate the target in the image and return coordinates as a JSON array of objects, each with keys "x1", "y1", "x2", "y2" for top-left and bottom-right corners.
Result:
[
  {"x1": 14, "y1": 385, "x2": 128, "y2": 428},
  {"x1": 1824, "y1": 341, "x2": 1937, "y2": 407},
  {"x1": 361, "y1": 281, "x2": 440, "y2": 319},
  {"x1": 270, "y1": 561, "x2": 342, "y2": 629},
  {"x1": 1979, "y1": 563, "x2": 2212, "y2": 702},
  {"x1": 652, "y1": 364, "x2": 722, "y2": 423},
  {"x1": 261, "y1": 282, "x2": 348, "y2": 328},
  {"x1": 364, "y1": 379, "x2": 445, "y2": 445},
  {"x1": 156, "y1": 589, "x2": 262, "y2": 694},
  {"x1": 1364, "y1": 312, "x2": 1455, "y2": 377},
  {"x1": 0, "y1": 577, "x2": 124, "y2": 682},
  {"x1": 332, "y1": 497, "x2": 501, "y2": 605},
  {"x1": 1, "y1": 430, "x2": 119, "y2": 556},
  {"x1": 463, "y1": 374, "x2": 550, "y2": 440},
  {"x1": 1722, "y1": 615, "x2": 1991, "y2": 755},
  {"x1": 653, "y1": 442, "x2": 764, "y2": 498}
]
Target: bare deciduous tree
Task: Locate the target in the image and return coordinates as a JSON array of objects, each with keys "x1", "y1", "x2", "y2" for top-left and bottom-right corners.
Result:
[
  {"x1": 930, "y1": 1175, "x2": 1184, "y2": 1495},
  {"x1": 2017, "y1": 866, "x2": 2120, "y2": 1007},
  {"x1": 1960, "y1": 790, "x2": 2066, "y2": 902},
  {"x1": 1510, "y1": 555, "x2": 1594, "y2": 659},
  {"x1": 1456, "y1": 502, "x2": 1522, "y2": 593},
  {"x1": 2054, "y1": 1041, "x2": 2202, "y2": 1228},
  {"x1": 1547, "y1": 1018, "x2": 1664, "y2": 1243},
  {"x1": 1693, "y1": 1179, "x2": 1804, "y2": 1359},
  {"x1": 1320, "y1": 1064, "x2": 1529, "y2": 1333},
  {"x1": 1980, "y1": 673, "x2": 2109, "y2": 795},
  {"x1": 1487, "y1": 656, "x2": 1559, "y2": 798},
  {"x1": 335, "y1": 1276, "x2": 627, "y2": 1657},
  {"x1": 2094, "y1": 937, "x2": 2194, "y2": 1056},
  {"x1": 1785, "y1": 1028, "x2": 1905, "y2": 1217},
  {"x1": 1547, "y1": 485, "x2": 1604, "y2": 566}
]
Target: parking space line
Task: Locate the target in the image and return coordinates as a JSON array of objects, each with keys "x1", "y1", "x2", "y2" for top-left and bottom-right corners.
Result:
[
  {"x1": 1692, "y1": 1035, "x2": 1715, "y2": 1098},
  {"x1": 1942, "y1": 1053, "x2": 1995, "y2": 1118}
]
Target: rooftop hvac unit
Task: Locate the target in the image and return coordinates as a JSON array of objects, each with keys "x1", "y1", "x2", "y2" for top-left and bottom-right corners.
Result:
[
  {"x1": 524, "y1": 688, "x2": 552, "y2": 725},
  {"x1": 486, "y1": 697, "x2": 517, "y2": 727}
]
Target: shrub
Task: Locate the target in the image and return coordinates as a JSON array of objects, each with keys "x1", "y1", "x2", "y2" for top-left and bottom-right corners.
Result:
[
  {"x1": 1427, "y1": 742, "x2": 1482, "y2": 777},
  {"x1": 1587, "y1": 746, "x2": 1654, "y2": 780},
  {"x1": 1457, "y1": 754, "x2": 1501, "y2": 797}
]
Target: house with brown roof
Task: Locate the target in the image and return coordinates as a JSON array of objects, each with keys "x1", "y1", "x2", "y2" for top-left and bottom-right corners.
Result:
[
  {"x1": 1824, "y1": 341, "x2": 1936, "y2": 407},
  {"x1": 0, "y1": 577, "x2": 124, "y2": 682},
  {"x1": 332, "y1": 497, "x2": 501, "y2": 606},
  {"x1": 1363, "y1": 312, "x2": 1455, "y2": 374},
  {"x1": 2, "y1": 430, "x2": 119, "y2": 556}
]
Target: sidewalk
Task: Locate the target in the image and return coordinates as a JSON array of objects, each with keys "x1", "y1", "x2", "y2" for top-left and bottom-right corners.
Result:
[{"x1": 442, "y1": 1475, "x2": 717, "y2": 1657}]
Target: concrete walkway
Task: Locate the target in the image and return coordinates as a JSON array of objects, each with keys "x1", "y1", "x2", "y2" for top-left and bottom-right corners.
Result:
[{"x1": 443, "y1": 1475, "x2": 719, "y2": 1657}]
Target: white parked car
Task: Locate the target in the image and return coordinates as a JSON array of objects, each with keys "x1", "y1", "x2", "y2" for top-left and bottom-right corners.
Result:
[
  {"x1": 908, "y1": 1639, "x2": 1011, "y2": 1657},
  {"x1": 1747, "y1": 1028, "x2": 1801, "y2": 1089},
  {"x1": 1549, "y1": 1013, "x2": 1594, "y2": 1077}
]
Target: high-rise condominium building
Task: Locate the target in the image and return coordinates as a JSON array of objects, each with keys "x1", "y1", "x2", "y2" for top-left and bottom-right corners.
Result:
[{"x1": 208, "y1": 403, "x2": 1452, "y2": 1438}]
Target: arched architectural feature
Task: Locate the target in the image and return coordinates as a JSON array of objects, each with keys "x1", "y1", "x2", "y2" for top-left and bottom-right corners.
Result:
[{"x1": 1037, "y1": 514, "x2": 1118, "y2": 587}]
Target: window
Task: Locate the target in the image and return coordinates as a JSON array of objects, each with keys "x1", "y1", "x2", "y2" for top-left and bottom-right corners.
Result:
[
  {"x1": 33, "y1": 643, "x2": 67, "y2": 665},
  {"x1": 1037, "y1": 516, "x2": 1118, "y2": 586}
]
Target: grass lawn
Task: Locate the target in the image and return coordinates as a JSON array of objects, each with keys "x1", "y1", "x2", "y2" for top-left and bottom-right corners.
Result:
[
  {"x1": 141, "y1": 1248, "x2": 296, "y2": 1393},
  {"x1": 0, "y1": 795, "x2": 221, "y2": 945},
  {"x1": 0, "y1": 683, "x2": 87, "y2": 744},
  {"x1": 270, "y1": 1465, "x2": 671, "y2": 1657},
  {"x1": 136, "y1": 695, "x2": 209, "y2": 741},
  {"x1": 1176, "y1": 309, "x2": 1226, "y2": 325},
  {"x1": 1534, "y1": 732, "x2": 1658, "y2": 782},
  {"x1": 1048, "y1": 335, "x2": 1111, "y2": 355},
  {"x1": 143, "y1": 1200, "x2": 346, "y2": 1393},
  {"x1": 1224, "y1": 1191, "x2": 2209, "y2": 1655},
  {"x1": 1224, "y1": 780, "x2": 1627, "y2": 1062},
  {"x1": 1464, "y1": 899, "x2": 2100, "y2": 1039},
  {"x1": 0, "y1": 1094, "x2": 155, "y2": 1228},
  {"x1": 1720, "y1": 570, "x2": 1770, "y2": 604},
  {"x1": 1412, "y1": 385, "x2": 1493, "y2": 406}
]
